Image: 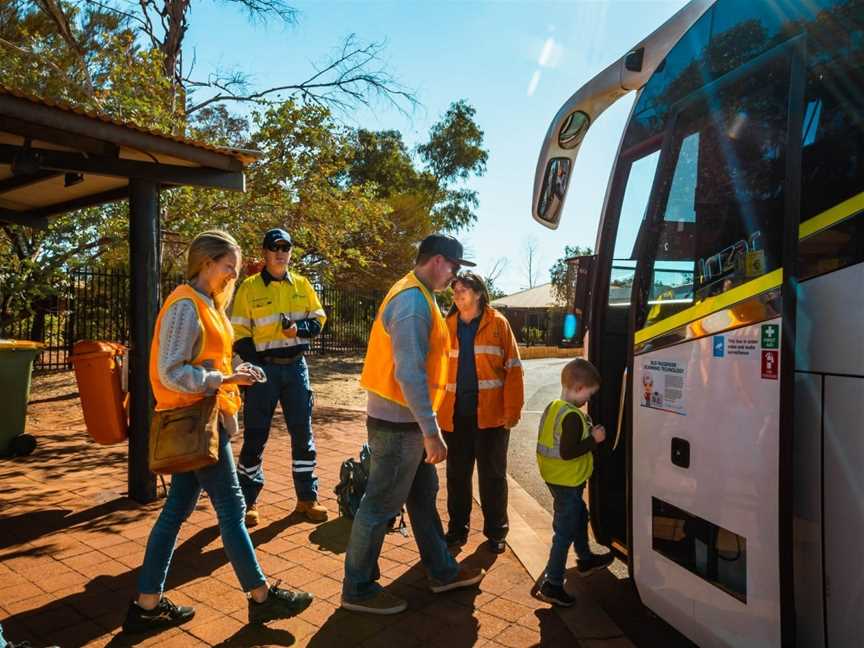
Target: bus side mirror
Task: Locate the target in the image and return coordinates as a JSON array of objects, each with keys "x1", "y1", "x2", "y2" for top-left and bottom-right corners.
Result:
[{"x1": 536, "y1": 157, "x2": 572, "y2": 228}]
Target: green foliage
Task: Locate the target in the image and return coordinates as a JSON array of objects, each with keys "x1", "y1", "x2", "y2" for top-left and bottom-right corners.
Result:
[
  {"x1": 521, "y1": 326, "x2": 544, "y2": 346},
  {"x1": 549, "y1": 244, "x2": 593, "y2": 306},
  {"x1": 485, "y1": 277, "x2": 507, "y2": 301},
  {"x1": 417, "y1": 100, "x2": 488, "y2": 232},
  {"x1": 0, "y1": 4, "x2": 488, "y2": 329}
]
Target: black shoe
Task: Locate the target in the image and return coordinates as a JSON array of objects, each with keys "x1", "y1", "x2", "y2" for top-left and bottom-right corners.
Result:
[
  {"x1": 533, "y1": 581, "x2": 576, "y2": 607},
  {"x1": 576, "y1": 552, "x2": 615, "y2": 577},
  {"x1": 445, "y1": 531, "x2": 468, "y2": 548},
  {"x1": 484, "y1": 539, "x2": 506, "y2": 554},
  {"x1": 249, "y1": 580, "x2": 314, "y2": 624},
  {"x1": 122, "y1": 597, "x2": 195, "y2": 634}
]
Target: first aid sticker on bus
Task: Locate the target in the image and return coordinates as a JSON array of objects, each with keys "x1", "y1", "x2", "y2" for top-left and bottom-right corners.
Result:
[{"x1": 761, "y1": 324, "x2": 779, "y2": 349}]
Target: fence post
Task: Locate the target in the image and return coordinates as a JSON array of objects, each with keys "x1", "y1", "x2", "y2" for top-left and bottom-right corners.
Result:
[{"x1": 65, "y1": 273, "x2": 75, "y2": 369}]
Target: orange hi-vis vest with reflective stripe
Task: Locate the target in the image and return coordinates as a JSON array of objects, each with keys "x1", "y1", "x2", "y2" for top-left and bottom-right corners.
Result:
[
  {"x1": 359, "y1": 271, "x2": 450, "y2": 411},
  {"x1": 149, "y1": 284, "x2": 241, "y2": 416}
]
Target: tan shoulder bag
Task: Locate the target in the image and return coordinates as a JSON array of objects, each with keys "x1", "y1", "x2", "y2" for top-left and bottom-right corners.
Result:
[{"x1": 149, "y1": 396, "x2": 220, "y2": 474}]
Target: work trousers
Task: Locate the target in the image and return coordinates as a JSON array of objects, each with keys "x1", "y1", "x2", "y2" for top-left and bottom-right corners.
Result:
[
  {"x1": 445, "y1": 412, "x2": 510, "y2": 542},
  {"x1": 237, "y1": 357, "x2": 318, "y2": 506}
]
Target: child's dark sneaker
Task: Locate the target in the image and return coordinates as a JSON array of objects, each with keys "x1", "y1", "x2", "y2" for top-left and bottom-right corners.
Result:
[
  {"x1": 532, "y1": 581, "x2": 576, "y2": 607},
  {"x1": 122, "y1": 597, "x2": 195, "y2": 634},
  {"x1": 576, "y1": 552, "x2": 615, "y2": 576},
  {"x1": 248, "y1": 581, "x2": 313, "y2": 624}
]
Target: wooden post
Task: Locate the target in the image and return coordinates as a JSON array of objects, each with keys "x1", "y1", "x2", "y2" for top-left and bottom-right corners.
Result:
[{"x1": 128, "y1": 178, "x2": 159, "y2": 503}]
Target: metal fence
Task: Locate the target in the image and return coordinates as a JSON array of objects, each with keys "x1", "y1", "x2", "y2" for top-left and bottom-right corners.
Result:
[
  {"x1": 1, "y1": 269, "x2": 381, "y2": 372},
  {"x1": 497, "y1": 307, "x2": 566, "y2": 348}
]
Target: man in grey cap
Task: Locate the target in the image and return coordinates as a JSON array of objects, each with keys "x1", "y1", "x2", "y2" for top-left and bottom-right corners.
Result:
[
  {"x1": 231, "y1": 228, "x2": 328, "y2": 526},
  {"x1": 341, "y1": 233, "x2": 487, "y2": 615}
]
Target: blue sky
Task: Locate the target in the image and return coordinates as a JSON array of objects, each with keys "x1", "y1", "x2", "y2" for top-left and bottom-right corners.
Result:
[{"x1": 188, "y1": 0, "x2": 688, "y2": 293}]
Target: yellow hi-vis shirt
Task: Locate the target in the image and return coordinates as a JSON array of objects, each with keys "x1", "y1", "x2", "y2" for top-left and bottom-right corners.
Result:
[
  {"x1": 536, "y1": 399, "x2": 593, "y2": 487},
  {"x1": 230, "y1": 271, "x2": 326, "y2": 353}
]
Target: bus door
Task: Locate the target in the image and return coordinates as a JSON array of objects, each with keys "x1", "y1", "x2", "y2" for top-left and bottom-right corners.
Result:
[
  {"x1": 587, "y1": 137, "x2": 661, "y2": 554},
  {"x1": 629, "y1": 44, "x2": 802, "y2": 647}
]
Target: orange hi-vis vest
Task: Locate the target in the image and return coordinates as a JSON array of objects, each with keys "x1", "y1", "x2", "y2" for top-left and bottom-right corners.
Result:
[
  {"x1": 359, "y1": 271, "x2": 450, "y2": 411},
  {"x1": 149, "y1": 284, "x2": 241, "y2": 416}
]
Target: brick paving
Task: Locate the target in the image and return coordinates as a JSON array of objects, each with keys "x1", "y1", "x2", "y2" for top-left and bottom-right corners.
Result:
[{"x1": 0, "y1": 393, "x2": 575, "y2": 647}]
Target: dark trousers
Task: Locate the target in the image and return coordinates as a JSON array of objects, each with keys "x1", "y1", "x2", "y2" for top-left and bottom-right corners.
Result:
[
  {"x1": 238, "y1": 357, "x2": 318, "y2": 506},
  {"x1": 445, "y1": 413, "x2": 510, "y2": 541}
]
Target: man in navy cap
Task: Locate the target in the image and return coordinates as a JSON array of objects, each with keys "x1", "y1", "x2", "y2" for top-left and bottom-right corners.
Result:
[
  {"x1": 231, "y1": 228, "x2": 328, "y2": 526},
  {"x1": 341, "y1": 233, "x2": 486, "y2": 615}
]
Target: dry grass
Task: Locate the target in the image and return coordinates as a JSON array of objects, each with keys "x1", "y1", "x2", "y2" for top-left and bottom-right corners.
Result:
[{"x1": 29, "y1": 352, "x2": 366, "y2": 411}]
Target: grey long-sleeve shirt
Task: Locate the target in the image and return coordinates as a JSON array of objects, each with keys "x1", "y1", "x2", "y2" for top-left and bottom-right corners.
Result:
[{"x1": 366, "y1": 287, "x2": 440, "y2": 437}]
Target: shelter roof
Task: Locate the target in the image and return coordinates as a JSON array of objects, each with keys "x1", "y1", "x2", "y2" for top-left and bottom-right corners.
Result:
[{"x1": 0, "y1": 86, "x2": 259, "y2": 228}]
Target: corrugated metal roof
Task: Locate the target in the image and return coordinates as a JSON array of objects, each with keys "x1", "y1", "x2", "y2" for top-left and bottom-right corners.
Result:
[
  {"x1": 491, "y1": 283, "x2": 565, "y2": 309},
  {"x1": 0, "y1": 85, "x2": 260, "y2": 165}
]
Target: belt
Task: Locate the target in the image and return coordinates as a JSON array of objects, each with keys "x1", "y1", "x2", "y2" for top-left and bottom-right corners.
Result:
[
  {"x1": 261, "y1": 353, "x2": 304, "y2": 365},
  {"x1": 366, "y1": 416, "x2": 420, "y2": 432}
]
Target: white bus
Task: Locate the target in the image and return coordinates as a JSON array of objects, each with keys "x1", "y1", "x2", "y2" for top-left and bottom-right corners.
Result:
[{"x1": 531, "y1": 1, "x2": 864, "y2": 646}]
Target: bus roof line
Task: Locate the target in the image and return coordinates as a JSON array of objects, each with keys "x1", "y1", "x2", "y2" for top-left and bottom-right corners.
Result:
[{"x1": 532, "y1": 0, "x2": 715, "y2": 229}]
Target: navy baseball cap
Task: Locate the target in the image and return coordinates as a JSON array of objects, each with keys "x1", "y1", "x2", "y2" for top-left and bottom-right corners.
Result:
[
  {"x1": 263, "y1": 228, "x2": 292, "y2": 249},
  {"x1": 418, "y1": 234, "x2": 476, "y2": 267}
]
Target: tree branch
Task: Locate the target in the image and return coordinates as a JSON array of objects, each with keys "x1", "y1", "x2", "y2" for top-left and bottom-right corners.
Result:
[
  {"x1": 219, "y1": 0, "x2": 298, "y2": 24},
  {"x1": 80, "y1": 0, "x2": 151, "y2": 32},
  {"x1": 0, "y1": 37, "x2": 65, "y2": 76},
  {"x1": 185, "y1": 35, "x2": 418, "y2": 115},
  {"x1": 33, "y1": 0, "x2": 98, "y2": 97}
]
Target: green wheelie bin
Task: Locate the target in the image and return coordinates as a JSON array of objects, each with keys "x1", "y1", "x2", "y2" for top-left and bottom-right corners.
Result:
[{"x1": 0, "y1": 339, "x2": 43, "y2": 457}]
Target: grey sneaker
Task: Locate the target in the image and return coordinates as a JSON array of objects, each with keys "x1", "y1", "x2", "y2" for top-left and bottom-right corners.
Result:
[
  {"x1": 429, "y1": 566, "x2": 486, "y2": 593},
  {"x1": 341, "y1": 589, "x2": 408, "y2": 615}
]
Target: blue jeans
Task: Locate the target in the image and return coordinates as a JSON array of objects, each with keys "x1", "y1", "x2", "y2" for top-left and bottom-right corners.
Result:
[
  {"x1": 138, "y1": 428, "x2": 267, "y2": 594},
  {"x1": 544, "y1": 482, "x2": 592, "y2": 586},
  {"x1": 342, "y1": 419, "x2": 459, "y2": 602},
  {"x1": 0, "y1": 623, "x2": 6, "y2": 648},
  {"x1": 239, "y1": 358, "x2": 318, "y2": 505}
]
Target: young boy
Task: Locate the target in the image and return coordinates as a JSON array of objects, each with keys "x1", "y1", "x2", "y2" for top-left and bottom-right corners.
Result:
[{"x1": 531, "y1": 358, "x2": 614, "y2": 607}]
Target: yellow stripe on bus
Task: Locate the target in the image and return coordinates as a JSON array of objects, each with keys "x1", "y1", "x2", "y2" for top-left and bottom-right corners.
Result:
[
  {"x1": 799, "y1": 190, "x2": 864, "y2": 240},
  {"x1": 633, "y1": 193, "x2": 864, "y2": 346},
  {"x1": 634, "y1": 268, "x2": 783, "y2": 345}
]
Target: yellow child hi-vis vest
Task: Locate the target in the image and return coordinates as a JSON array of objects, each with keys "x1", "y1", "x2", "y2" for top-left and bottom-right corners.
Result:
[
  {"x1": 359, "y1": 271, "x2": 450, "y2": 411},
  {"x1": 150, "y1": 284, "x2": 241, "y2": 416},
  {"x1": 536, "y1": 399, "x2": 593, "y2": 487},
  {"x1": 230, "y1": 271, "x2": 327, "y2": 353}
]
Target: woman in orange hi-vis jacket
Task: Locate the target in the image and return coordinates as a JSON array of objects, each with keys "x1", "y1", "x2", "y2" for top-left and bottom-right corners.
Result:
[{"x1": 438, "y1": 272, "x2": 524, "y2": 554}]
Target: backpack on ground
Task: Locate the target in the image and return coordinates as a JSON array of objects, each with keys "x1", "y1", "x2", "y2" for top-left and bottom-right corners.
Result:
[{"x1": 334, "y1": 443, "x2": 407, "y2": 537}]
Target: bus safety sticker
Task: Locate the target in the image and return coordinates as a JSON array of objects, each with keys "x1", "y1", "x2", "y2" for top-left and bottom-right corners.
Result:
[{"x1": 641, "y1": 360, "x2": 686, "y2": 416}]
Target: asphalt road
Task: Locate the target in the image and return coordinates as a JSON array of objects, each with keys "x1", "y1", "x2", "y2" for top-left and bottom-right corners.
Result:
[
  {"x1": 508, "y1": 358, "x2": 694, "y2": 648},
  {"x1": 507, "y1": 357, "x2": 569, "y2": 513}
]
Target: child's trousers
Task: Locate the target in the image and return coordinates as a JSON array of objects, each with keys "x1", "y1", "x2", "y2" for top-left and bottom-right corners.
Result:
[{"x1": 544, "y1": 482, "x2": 592, "y2": 586}]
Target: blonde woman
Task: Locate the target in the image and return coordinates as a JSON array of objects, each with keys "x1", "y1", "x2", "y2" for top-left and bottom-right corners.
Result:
[{"x1": 123, "y1": 231, "x2": 313, "y2": 635}]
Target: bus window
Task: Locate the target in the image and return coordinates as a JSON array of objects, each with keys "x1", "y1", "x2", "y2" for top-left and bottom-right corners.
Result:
[
  {"x1": 608, "y1": 150, "x2": 661, "y2": 306},
  {"x1": 798, "y1": 35, "x2": 864, "y2": 278},
  {"x1": 642, "y1": 56, "x2": 790, "y2": 331}
]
